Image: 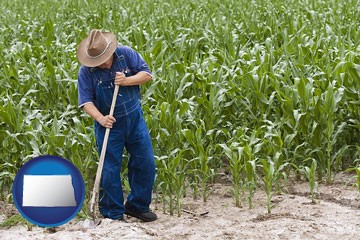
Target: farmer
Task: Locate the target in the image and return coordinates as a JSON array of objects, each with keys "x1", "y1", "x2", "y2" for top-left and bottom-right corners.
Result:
[{"x1": 76, "y1": 29, "x2": 157, "y2": 222}]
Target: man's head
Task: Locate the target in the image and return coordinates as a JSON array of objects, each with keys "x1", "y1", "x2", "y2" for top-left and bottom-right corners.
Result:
[{"x1": 77, "y1": 29, "x2": 117, "y2": 67}]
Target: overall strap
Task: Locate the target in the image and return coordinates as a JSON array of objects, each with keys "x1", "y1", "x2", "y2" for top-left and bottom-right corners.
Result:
[
  {"x1": 115, "y1": 47, "x2": 129, "y2": 75},
  {"x1": 114, "y1": 46, "x2": 141, "y2": 100}
]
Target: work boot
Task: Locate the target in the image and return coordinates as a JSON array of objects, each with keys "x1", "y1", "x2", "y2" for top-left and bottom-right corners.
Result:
[{"x1": 124, "y1": 202, "x2": 158, "y2": 222}]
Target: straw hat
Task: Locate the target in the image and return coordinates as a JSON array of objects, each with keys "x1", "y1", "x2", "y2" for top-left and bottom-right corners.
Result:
[{"x1": 77, "y1": 29, "x2": 117, "y2": 67}]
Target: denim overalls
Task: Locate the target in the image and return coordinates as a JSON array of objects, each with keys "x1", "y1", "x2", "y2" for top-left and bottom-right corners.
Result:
[{"x1": 92, "y1": 49, "x2": 155, "y2": 219}]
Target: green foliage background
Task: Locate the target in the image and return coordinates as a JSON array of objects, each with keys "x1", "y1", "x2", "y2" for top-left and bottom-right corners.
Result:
[{"x1": 0, "y1": 0, "x2": 359, "y2": 211}]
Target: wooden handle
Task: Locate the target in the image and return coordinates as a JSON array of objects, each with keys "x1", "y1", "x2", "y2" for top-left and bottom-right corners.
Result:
[{"x1": 90, "y1": 84, "x2": 120, "y2": 214}]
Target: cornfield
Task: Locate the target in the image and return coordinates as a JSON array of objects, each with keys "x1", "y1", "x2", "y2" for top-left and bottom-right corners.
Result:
[{"x1": 0, "y1": 0, "x2": 359, "y2": 216}]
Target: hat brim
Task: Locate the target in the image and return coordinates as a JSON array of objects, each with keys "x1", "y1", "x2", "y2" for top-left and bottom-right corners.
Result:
[{"x1": 77, "y1": 32, "x2": 117, "y2": 67}]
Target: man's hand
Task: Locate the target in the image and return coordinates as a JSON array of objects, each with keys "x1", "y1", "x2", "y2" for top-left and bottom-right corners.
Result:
[
  {"x1": 115, "y1": 72, "x2": 127, "y2": 86},
  {"x1": 99, "y1": 115, "x2": 116, "y2": 128},
  {"x1": 83, "y1": 103, "x2": 116, "y2": 128}
]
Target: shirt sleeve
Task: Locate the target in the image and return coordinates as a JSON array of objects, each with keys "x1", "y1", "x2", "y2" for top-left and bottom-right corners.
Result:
[
  {"x1": 123, "y1": 46, "x2": 152, "y2": 76},
  {"x1": 77, "y1": 66, "x2": 95, "y2": 108}
]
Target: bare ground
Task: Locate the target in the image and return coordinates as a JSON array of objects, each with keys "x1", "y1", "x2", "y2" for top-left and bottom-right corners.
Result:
[{"x1": 0, "y1": 172, "x2": 359, "y2": 240}]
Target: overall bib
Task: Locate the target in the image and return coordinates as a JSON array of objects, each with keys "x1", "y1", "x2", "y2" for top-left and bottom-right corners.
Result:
[{"x1": 92, "y1": 49, "x2": 155, "y2": 219}]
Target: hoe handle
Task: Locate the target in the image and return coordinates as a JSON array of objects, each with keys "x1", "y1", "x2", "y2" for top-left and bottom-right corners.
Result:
[{"x1": 89, "y1": 84, "x2": 120, "y2": 215}]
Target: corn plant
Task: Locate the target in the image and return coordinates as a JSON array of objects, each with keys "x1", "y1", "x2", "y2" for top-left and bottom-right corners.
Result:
[
  {"x1": 242, "y1": 131, "x2": 262, "y2": 209},
  {"x1": 182, "y1": 123, "x2": 216, "y2": 202},
  {"x1": 261, "y1": 158, "x2": 275, "y2": 214},
  {"x1": 156, "y1": 149, "x2": 188, "y2": 216},
  {"x1": 321, "y1": 83, "x2": 345, "y2": 183},
  {"x1": 244, "y1": 159, "x2": 257, "y2": 209},
  {"x1": 300, "y1": 158, "x2": 318, "y2": 203},
  {"x1": 219, "y1": 143, "x2": 245, "y2": 208},
  {"x1": 345, "y1": 164, "x2": 360, "y2": 192}
]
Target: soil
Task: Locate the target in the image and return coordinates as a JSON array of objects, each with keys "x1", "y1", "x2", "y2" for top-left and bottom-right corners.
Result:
[{"x1": 0, "y1": 172, "x2": 359, "y2": 240}]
